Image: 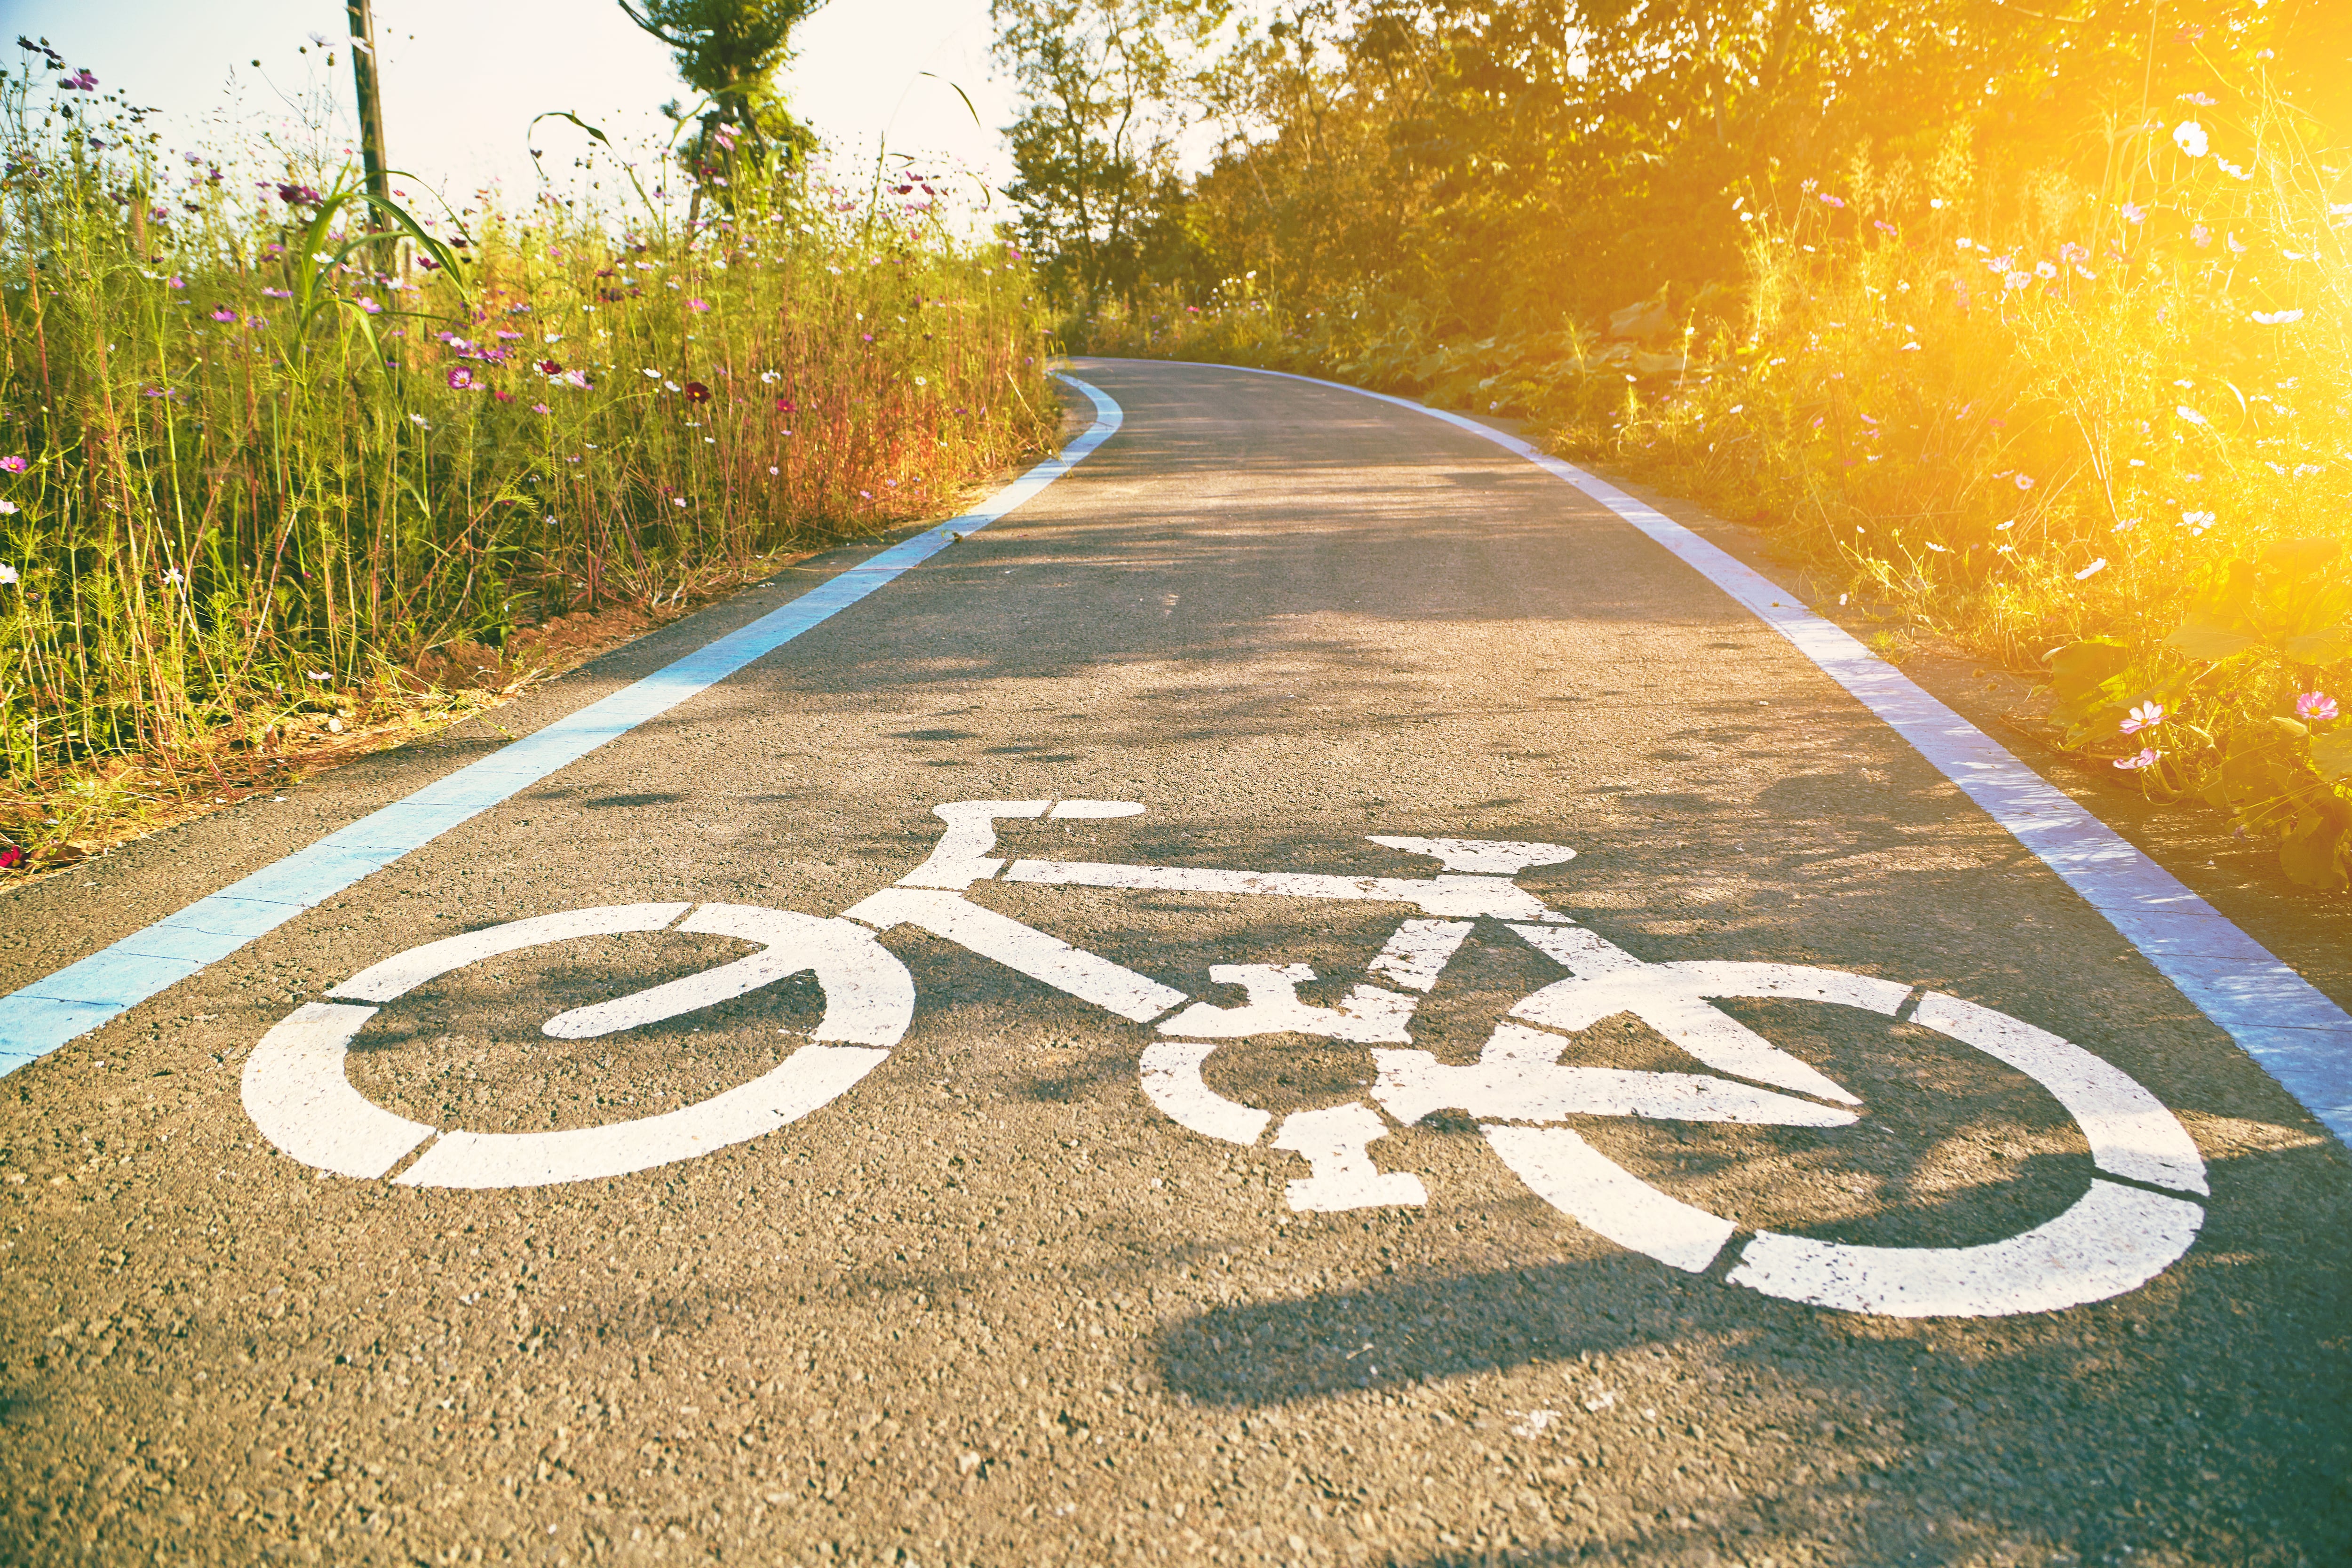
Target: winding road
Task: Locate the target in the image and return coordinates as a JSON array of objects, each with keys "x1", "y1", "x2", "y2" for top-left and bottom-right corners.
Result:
[{"x1": 0, "y1": 360, "x2": 2345, "y2": 1566}]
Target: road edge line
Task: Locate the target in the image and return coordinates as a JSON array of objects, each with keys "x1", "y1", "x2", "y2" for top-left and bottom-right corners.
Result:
[
  {"x1": 0, "y1": 374, "x2": 1126, "y2": 1073},
  {"x1": 1200, "y1": 359, "x2": 2352, "y2": 1147}
]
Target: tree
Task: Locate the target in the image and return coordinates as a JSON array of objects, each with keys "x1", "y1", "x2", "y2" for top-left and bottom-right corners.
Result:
[
  {"x1": 619, "y1": 0, "x2": 825, "y2": 202},
  {"x1": 992, "y1": 0, "x2": 1229, "y2": 308}
]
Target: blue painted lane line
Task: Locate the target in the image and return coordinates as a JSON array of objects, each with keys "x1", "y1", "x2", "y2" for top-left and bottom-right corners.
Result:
[
  {"x1": 1221, "y1": 363, "x2": 2352, "y2": 1147},
  {"x1": 0, "y1": 374, "x2": 1124, "y2": 1073}
]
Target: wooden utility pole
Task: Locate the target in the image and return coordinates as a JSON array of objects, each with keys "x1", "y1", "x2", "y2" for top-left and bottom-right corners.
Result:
[{"x1": 345, "y1": 0, "x2": 391, "y2": 214}]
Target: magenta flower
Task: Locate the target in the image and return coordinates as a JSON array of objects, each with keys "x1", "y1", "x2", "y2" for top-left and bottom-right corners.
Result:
[
  {"x1": 2120, "y1": 702, "x2": 2165, "y2": 734},
  {"x1": 61, "y1": 68, "x2": 96, "y2": 91},
  {"x1": 686, "y1": 298, "x2": 711, "y2": 313},
  {"x1": 446, "y1": 366, "x2": 474, "y2": 390},
  {"x1": 276, "y1": 183, "x2": 324, "y2": 208},
  {"x1": 2113, "y1": 748, "x2": 2163, "y2": 771},
  {"x1": 0, "y1": 456, "x2": 25, "y2": 474},
  {"x1": 1818, "y1": 193, "x2": 1844, "y2": 208},
  {"x1": 210, "y1": 308, "x2": 238, "y2": 322},
  {"x1": 2297, "y1": 691, "x2": 2339, "y2": 723},
  {"x1": 261, "y1": 287, "x2": 292, "y2": 299},
  {"x1": 531, "y1": 402, "x2": 550, "y2": 414},
  {"x1": 166, "y1": 276, "x2": 184, "y2": 289},
  {"x1": 357, "y1": 297, "x2": 381, "y2": 314}
]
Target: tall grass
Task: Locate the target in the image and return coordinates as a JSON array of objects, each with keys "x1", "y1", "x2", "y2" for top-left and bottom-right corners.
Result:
[
  {"x1": 1087, "y1": 94, "x2": 2352, "y2": 890},
  {"x1": 0, "y1": 49, "x2": 1055, "y2": 866}
]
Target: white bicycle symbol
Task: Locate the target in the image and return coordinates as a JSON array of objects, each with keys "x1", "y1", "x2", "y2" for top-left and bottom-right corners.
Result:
[{"x1": 245, "y1": 799, "x2": 2209, "y2": 1320}]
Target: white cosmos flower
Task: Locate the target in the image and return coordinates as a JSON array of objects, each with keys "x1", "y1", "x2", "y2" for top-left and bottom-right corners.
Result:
[
  {"x1": 0, "y1": 564, "x2": 17, "y2": 584},
  {"x1": 2172, "y1": 120, "x2": 2209, "y2": 158},
  {"x1": 2075, "y1": 558, "x2": 2108, "y2": 581},
  {"x1": 2251, "y1": 309, "x2": 2304, "y2": 325}
]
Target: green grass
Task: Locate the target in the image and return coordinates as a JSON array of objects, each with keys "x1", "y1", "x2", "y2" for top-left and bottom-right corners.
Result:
[
  {"x1": 0, "y1": 61, "x2": 1056, "y2": 869},
  {"x1": 1084, "y1": 96, "x2": 2352, "y2": 890}
]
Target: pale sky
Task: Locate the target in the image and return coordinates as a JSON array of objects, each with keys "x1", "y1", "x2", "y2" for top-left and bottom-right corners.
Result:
[{"x1": 2, "y1": 0, "x2": 1018, "y2": 229}]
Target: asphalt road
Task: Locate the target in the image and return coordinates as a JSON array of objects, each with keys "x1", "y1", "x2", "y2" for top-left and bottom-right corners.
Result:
[{"x1": 1, "y1": 359, "x2": 2346, "y2": 1567}]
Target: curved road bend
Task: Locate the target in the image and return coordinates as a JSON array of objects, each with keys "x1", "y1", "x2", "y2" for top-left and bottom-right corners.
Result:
[{"x1": 0, "y1": 359, "x2": 2345, "y2": 1565}]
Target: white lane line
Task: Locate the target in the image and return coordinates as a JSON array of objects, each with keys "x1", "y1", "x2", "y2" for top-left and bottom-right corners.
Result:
[
  {"x1": 1206, "y1": 361, "x2": 2352, "y2": 1147},
  {"x1": 0, "y1": 376, "x2": 1124, "y2": 1071}
]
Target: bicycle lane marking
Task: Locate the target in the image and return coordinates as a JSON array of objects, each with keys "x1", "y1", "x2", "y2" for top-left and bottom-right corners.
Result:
[
  {"x1": 1193, "y1": 361, "x2": 2352, "y2": 1148},
  {"x1": 0, "y1": 374, "x2": 1125, "y2": 1073}
]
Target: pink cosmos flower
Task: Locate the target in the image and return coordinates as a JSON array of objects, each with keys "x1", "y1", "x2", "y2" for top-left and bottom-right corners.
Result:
[
  {"x1": 357, "y1": 297, "x2": 381, "y2": 314},
  {"x1": 446, "y1": 366, "x2": 474, "y2": 390},
  {"x1": 210, "y1": 308, "x2": 238, "y2": 322},
  {"x1": 2113, "y1": 748, "x2": 2163, "y2": 771},
  {"x1": 2297, "y1": 691, "x2": 2339, "y2": 722},
  {"x1": 2121, "y1": 702, "x2": 2165, "y2": 734},
  {"x1": 0, "y1": 456, "x2": 25, "y2": 474},
  {"x1": 686, "y1": 298, "x2": 711, "y2": 312},
  {"x1": 531, "y1": 403, "x2": 550, "y2": 414},
  {"x1": 2014, "y1": 473, "x2": 2034, "y2": 490}
]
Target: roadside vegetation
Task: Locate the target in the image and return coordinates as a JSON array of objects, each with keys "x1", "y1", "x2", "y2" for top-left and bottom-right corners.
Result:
[
  {"x1": 0, "y1": 31, "x2": 1054, "y2": 875},
  {"x1": 996, "y1": 0, "x2": 2352, "y2": 891}
]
